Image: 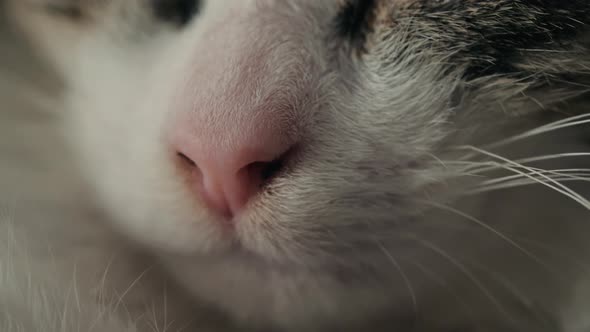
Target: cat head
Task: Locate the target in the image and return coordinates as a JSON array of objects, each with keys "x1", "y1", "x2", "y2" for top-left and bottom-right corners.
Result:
[{"x1": 7, "y1": 0, "x2": 590, "y2": 329}]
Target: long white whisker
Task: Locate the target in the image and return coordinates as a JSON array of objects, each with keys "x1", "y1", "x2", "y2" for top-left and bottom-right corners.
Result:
[
  {"x1": 468, "y1": 168, "x2": 590, "y2": 193},
  {"x1": 113, "y1": 266, "x2": 153, "y2": 313},
  {"x1": 483, "y1": 113, "x2": 590, "y2": 150},
  {"x1": 478, "y1": 169, "x2": 590, "y2": 187},
  {"x1": 448, "y1": 153, "x2": 590, "y2": 176},
  {"x1": 512, "y1": 153, "x2": 590, "y2": 165},
  {"x1": 515, "y1": 237, "x2": 590, "y2": 276},
  {"x1": 458, "y1": 146, "x2": 590, "y2": 209},
  {"x1": 499, "y1": 165, "x2": 589, "y2": 207},
  {"x1": 437, "y1": 160, "x2": 504, "y2": 178},
  {"x1": 465, "y1": 260, "x2": 532, "y2": 308},
  {"x1": 400, "y1": 233, "x2": 511, "y2": 319},
  {"x1": 442, "y1": 157, "x2": 590, "y2": 193},
  {"x1": 375, "y1": 240, "x2": 418, "y2": 315},
  {"x1": 469, "y1": 176, "x2": 590, "y2": 194},
  {"x1": 426, "y1": 202, "x2": 550, "y2": 270},
  {"x1": 402, "y1": 259, "x2": 476, "y2": 323}
]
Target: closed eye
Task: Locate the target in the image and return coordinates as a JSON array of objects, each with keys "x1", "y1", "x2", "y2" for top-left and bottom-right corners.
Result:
[
  {"x1": 151, "y1": 0, "x2": 202, "y2": 27},
  {"x1": 335, "y1": 0, "x2": 378, "y2": 48}
]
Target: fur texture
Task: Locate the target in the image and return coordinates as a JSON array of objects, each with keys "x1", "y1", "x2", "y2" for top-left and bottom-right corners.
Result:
[
  {"x1": 0, "y1": 14, "x2": 226, "y2": 332},
  {"x1": 2, "y1": 0, "x2": 590, "y2": 331}
]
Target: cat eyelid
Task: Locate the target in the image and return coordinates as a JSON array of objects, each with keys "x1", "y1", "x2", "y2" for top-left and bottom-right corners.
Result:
[
  {"x1": 152, "y1": 0, "x2": 202, "y2": 27},
  {"x1": 334, "y1": 0, "x2": 378, "y2": 48}
]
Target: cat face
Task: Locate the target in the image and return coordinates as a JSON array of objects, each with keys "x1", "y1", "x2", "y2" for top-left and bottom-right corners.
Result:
[{"x1": 8, "y1": 0, "x2": 590, "y2": 329}]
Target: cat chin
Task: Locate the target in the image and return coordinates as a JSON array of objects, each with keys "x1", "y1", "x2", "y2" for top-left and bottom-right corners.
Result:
[
  {"x1": 0, "y1": 233, "x2": 136, "y2": 332},
  {"x1": 4, "y1": 1, "x2": 590, "y2": 331},
  {"x1": 161, "y1": 252, "x2": 403, "y2": 330}
]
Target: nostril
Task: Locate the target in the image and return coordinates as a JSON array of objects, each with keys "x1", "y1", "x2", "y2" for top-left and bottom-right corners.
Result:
[
  {"x1": 172, "y1": 143, "x2": 296, "y2": 220},
  {"x1": 177, "y1": 152, "x2": 196, "y2": 168},
  {"x1": 245, "y1": 146, "x2": 294, "y2": 189},
  {"x1": 246, "y1": 160, "x2": 282, "y2": 191},
  {"x1": 260, "y1": 159, "x2": 284, "y2": 183}
]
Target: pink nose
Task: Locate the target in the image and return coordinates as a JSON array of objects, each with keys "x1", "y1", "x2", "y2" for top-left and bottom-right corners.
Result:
[
  {"x1": 172, "y1": 117, "x2": 296, "y2": 221},
  {"x1": 165, "y1": 10, "x2": 308, "y2": 223}
]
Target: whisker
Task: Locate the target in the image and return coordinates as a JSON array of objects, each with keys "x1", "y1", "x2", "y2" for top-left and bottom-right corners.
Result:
[
  {"x1": 482, "y1": 113, "x2": 590, "y2": 151},
  {"x1": 97, "y1": 256, "x2": 117, "y2": 307},
  {"x1": 474, "y1": 173, "x2": 590, "y2": 195},
  {"x1": 457, "y1": 146, "x2": 590, "y2": 209},
  {"x1": 113, "y1": 266, "x2": 153, "y2": 313},
  {"x1": 464, "y1": 260, "x2": 535, "y2": 311},
  {"x1": 448, "y1": 153, "x2": 590, "y2": 176},
  {"x1": 512, "y1": 153, "x2": 590, "y2": 165},
  {"x1": 400, "y1": 233, "x2": 512, "y2": 319},
  {"x1": 469, "y1": 176, "x2": 590, "y2": 194},
  {"x1": 403, "y1": 259, "x2": 476, "y2": 323},
  {"x1": 477, "y1": 169, "x2": 590, "y2": 186},
  {"x1": 498, "y1": 165, "x2": 589, "y2": 207},
  {"x1": 426, "y1": 202, "x2": 550, "y2": 271},
  {"x1": 467, "y1": 168, "x2": 590, "y2": 194},
  {"x1": 375, "y1": 240, "x2": 418, "y2": 316},
  {"x1": 515, "y1": 237, "x2": 590, "y2": 276},
  {"x1": 71, "y1": 264, "x2": 81, "y2": 313}
]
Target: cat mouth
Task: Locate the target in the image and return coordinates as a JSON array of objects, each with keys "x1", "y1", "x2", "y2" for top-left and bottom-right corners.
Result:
[{"x1": 208, "y1": 241, "x2": 391, "y2": 287}]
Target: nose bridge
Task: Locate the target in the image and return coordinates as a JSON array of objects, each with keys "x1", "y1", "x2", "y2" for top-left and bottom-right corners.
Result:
[
  {"x1": 191, "y1": 53, "x2": 295, "y2": 159},
  {"x1": 181, "y1": 11, "x2": 309, "y2": 149},
  {"x1": 165, "y1": 2, "x2": 323, "y2": 220}
]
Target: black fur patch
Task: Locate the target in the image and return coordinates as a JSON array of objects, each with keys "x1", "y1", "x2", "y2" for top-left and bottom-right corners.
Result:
[
  {"x1": 421, "y1": 1, "x2": 590, "y2": 77},
  {"x1": 335, "y1": 0, "x2": 378, "y2": 51},
  {"x1": 44, "y1": 3, "x2": 85, "y2": 21},
  {"x1": 151, "y1": 0, "x2": 201, "y2": 26}
]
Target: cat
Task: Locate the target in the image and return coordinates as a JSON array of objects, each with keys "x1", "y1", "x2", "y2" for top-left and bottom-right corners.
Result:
[{"x1": 2, "y1": 0, "x2": 590, "y2": 331}]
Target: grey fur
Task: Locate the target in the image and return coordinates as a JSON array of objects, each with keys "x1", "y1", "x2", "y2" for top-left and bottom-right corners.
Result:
[{"x1": 2, "y1": 1, "x2": 590, "y2": 331}]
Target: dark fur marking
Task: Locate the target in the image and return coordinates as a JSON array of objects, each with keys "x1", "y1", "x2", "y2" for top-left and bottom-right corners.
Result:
[
  {"x1": 44, "y1": 3, "x2": 85, "y2": 21},
  {"x1": 411, "y1": 0, "x2": 590, "y2": 77},
  {"x1": 335, "y1": 0, "x2": 378, "y2": 52},
  {"x1": 151, "y1": 0, "x2": 201, "y2": 27}
]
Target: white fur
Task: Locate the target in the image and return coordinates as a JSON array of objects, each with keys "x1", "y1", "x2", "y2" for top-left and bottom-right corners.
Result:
[
  {"x1": 3, "y1": 1, "x2": 590, "y2": 331},
  {"x1": 0, "y1": 17, "x2": 225, "y2": 332}
]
